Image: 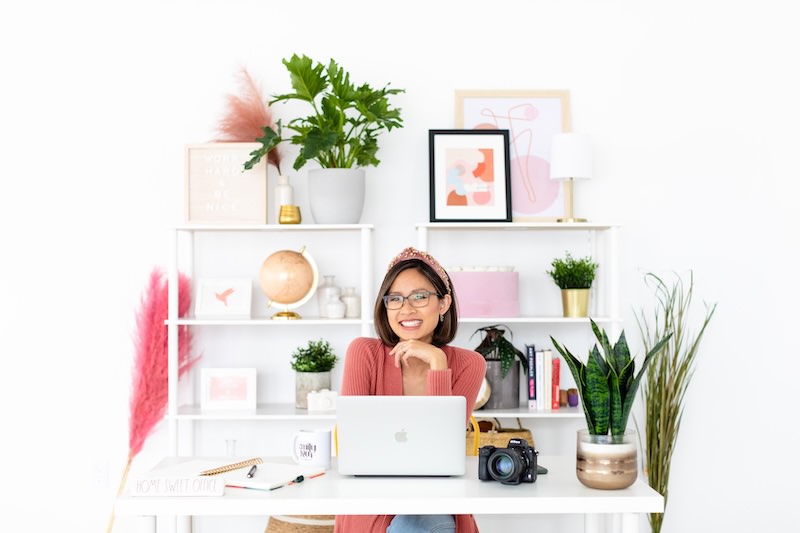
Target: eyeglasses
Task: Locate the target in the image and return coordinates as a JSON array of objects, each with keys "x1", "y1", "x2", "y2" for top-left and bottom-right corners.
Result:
[{"x1": 382, "y1": 290, "x2": 441, "y2": 310}]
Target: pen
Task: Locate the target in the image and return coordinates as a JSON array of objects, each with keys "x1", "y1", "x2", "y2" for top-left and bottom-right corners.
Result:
[
  {"x1": 247, "y1": 465, "x2": 257, "y2": 478},
  {"x1": 270, "y1": 472, "x2": 326, "y2": 491}
]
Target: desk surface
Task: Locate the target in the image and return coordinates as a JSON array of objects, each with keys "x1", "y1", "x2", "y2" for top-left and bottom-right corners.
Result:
[{"x1": 115, "y1": 456, "x2": 663, "y2": 517}]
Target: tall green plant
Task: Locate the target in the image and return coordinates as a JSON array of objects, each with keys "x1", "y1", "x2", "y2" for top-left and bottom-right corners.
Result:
[
  {"x1": 636, "y1": 272, "x2": 716, "y2": 533},
  {"x1": 244, "y1": 54, "x2": 404, "y2": 171},
  {"x1": 552, "y1": 320, "x2": 671, "y2": 439}
]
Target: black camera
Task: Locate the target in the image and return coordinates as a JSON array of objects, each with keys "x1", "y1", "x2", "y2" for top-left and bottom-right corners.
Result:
[{"x1": 478, "y1": 438, "x2": 538, "y2": 485}]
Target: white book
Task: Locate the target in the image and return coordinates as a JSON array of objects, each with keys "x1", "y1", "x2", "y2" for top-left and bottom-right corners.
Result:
[
  {"x1": 535, "y1": 350, "x2": 545, "y2": 412},
  {"x1": 544, "y1": 349, "x2": 553, "y2": 412}
]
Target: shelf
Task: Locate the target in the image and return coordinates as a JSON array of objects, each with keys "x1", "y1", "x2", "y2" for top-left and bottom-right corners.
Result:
[
  {"x1": 168, "y1": 317, "x2": 618, "y2": 326},
  {"x1": 176, "y1": 404, "x2": 338, "y2": 421},
  {"x1": 416, "y1": 222, "x2": 618, "y2": 231},
  {"x1": 175, "y1": 223, "x2": 374, "y2": 232},
  {"x1": 174, "y1": 404, "x2": 584, "y2": 421},
  {"x1": 167, "y1": 318, "x2": 372, "y2": 326},
  {"x1": 456, "y1": 316, "x2": 620, "y2": 325},
  {"x1": 473, "y1": 406, "x2": 583, "y2": 419}
]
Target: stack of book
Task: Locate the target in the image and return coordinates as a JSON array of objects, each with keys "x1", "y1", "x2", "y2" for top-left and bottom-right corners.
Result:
[{"x1": 525, "y1": 345, "x2": 562, "y2": 411}]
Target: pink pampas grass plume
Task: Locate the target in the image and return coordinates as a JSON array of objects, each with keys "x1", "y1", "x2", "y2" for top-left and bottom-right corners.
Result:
[
  {"x1": 107, "y1": 268, "x2": 198, "y2": 532},
  {"x1": 214, "y1": 66, "x2": 283, "y2": 173}
]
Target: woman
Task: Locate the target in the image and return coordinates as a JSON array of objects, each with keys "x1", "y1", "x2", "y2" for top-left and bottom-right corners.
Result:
[{"x1": 335, "y1": 247, "x2": 486, "y2": 533}]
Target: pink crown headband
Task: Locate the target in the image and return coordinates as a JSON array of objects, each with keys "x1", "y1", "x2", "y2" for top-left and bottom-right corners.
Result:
[{"x1": 386, "y1": 247, "x2": 451, "y2": 294}]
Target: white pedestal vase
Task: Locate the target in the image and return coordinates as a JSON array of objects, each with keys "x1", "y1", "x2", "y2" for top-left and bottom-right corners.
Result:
[{"x1": 307, "y1": 168, "x2": 366, "y2": 224}]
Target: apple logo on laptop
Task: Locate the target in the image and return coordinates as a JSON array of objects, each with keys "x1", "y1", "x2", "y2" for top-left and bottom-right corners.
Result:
[{"x1": 394, "y1": 428, "x2": 408, "y2": 443}]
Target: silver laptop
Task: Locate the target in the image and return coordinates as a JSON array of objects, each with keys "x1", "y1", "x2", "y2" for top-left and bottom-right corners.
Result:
[{"x1": 336, "y1": 395, "x2": 467, "y2": 476}]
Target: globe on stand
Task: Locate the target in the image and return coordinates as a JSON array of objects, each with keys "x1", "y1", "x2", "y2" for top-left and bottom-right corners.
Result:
[{"x1": 258, "y1": 246, "x2": 319, "y2": 320}]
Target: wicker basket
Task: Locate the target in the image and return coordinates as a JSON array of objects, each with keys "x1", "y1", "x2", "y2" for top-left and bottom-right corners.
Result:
[
  {"x1": 265, "y1": 515, "x2": 335, "y2": 533},
  {"x1": 466, "y1": 418, "x2": 534, "y2": 456}
]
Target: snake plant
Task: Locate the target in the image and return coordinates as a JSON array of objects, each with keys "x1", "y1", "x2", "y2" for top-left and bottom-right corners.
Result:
[{"x1": 551, "y1": 319, "x2": 671, "y2": 439}]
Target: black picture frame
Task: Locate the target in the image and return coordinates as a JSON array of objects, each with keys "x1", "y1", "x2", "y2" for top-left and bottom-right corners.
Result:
[{"x1": 428, "y1": 129, "x2": 512, "y2": 222}]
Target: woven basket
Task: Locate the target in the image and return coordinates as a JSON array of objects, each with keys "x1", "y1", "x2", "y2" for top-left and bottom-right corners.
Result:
[
  {"x1": 265, "y1": 515, "x2": 335, "y2": 533},
  {"x1": 466, "y1": 418, "x2": 534, "y2": 456}
]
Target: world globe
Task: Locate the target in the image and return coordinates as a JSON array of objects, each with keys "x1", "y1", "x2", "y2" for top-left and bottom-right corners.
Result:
[{"x1": 258, "y1": 247, "x2": 319, "y2": 319}]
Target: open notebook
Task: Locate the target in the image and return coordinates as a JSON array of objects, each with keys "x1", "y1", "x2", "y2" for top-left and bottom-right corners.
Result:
[
  {"x1": 131, "y1": 457, "x2": 325, "y2": 496},
  {"x1": 336, "y1": 395, "x2": 467, "y2": 476}
]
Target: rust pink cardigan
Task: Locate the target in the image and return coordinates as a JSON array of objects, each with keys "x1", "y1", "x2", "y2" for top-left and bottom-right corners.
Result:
[{"x1": 334, "y1": 337, "x2": 486, "y2": 533}]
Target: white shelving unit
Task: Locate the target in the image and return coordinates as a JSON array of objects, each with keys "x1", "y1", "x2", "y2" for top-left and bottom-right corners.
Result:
[
  {"x1": 416, "y1": 221, "x2": 622, "y2": 423},
  {"x1": 165, "y1": 224, "x2": 374, "y2": 455},
  {"x1": 162, "y1": 221, "x2": 622, "y2": 456}
]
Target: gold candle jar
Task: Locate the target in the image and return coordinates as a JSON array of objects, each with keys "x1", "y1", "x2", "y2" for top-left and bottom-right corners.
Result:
[{"x1": 278, "y1": 205, "x2": 302, "y2": 224}]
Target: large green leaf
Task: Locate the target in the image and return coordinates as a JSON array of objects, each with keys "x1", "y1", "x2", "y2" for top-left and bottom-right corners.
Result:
[
  {"x1": 619, "y1": 332, "x2": 673, "y2": 433},
  {"x1": 585, "y1": 347, "x2": 610, "y2": 435},
  {"x1": 551, "y1": 336, "x2": 596, "y2": 431}
]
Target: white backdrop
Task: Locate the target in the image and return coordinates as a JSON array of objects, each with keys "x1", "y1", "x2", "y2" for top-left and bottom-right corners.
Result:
[{"x1": 1, "y1": 1, "x2": 796, "y2": 532}]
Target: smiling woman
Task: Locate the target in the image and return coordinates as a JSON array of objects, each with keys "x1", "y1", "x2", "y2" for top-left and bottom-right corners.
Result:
[{"x1": 337, "y1": 247, "x2": 486, "y2": 533}]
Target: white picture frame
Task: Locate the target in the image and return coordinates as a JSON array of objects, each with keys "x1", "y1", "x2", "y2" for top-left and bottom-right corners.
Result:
[
  {"x1": 200, "y1": 368, "x2": 257, "y2": 411},
  {"x1": 195, "y1": 278, "x2": 252, "y2": 319},
  {"x1": 455, "y1": 90, "x2": 572, "y2": 221}
]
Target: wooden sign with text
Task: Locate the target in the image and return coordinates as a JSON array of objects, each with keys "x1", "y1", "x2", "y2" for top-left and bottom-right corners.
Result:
[{"x1": 184, "y1": 143, "x2": 267, "y2": 224}]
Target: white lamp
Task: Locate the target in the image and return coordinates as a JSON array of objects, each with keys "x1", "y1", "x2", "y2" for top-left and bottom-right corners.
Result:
[{"x1": 549, "y1": 132, "x2": 592, "y2": 223}]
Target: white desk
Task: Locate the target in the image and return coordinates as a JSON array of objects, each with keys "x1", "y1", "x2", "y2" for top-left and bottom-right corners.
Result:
[{"x1": 115, "y1": 456, "x2": 663, "y2": 533}]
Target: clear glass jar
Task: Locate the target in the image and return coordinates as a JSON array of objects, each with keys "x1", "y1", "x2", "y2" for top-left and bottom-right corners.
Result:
[
  {"x1": 317, "y1": 275, "x2": 341, "y2": 318},
  {"x1": 341, "y1": 286, "x2": 360, "y2": 318}
]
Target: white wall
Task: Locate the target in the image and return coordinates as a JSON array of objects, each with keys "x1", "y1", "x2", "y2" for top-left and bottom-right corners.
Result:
[{"x1": 2, "y1": 0, "x2": 796, "y2": 531}]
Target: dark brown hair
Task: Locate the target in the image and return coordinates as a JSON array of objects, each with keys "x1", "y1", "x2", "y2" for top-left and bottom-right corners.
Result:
[{"x1": 373, "y1": 259, "x2": 459, "y2": 346}]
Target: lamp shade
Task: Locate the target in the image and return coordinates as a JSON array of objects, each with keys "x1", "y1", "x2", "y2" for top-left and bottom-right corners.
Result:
[{"x1": 549, "y1": 133, "x2": 592, "y2": 180}]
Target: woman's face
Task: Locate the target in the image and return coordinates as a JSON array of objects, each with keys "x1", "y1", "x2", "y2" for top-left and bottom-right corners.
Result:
[{"x1": 385, "y1": 268, "x2": 450, "y2": 343}]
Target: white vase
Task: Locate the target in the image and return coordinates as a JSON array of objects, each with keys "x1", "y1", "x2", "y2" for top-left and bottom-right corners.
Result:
[{"x1": 307, "y1": 168, "x2": 366, "y2": 224}]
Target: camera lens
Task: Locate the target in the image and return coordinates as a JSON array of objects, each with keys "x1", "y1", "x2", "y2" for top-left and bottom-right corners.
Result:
[
  {"x1": 494, "y1": 455, "x2": 515, "y2": 476},
  {"x1": 489, "y1": 451, "x2": 521, "y2": 482}
]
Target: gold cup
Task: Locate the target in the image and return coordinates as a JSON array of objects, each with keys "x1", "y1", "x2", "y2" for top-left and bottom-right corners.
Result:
[{"x1": 278, "y1": 205, "x2": 302, "y2": 224}]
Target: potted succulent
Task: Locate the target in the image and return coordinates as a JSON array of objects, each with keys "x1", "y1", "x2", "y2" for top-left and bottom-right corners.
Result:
[
  {"x1": 290, "y1": 338, "x2": 338, "y2": 409},
  {"x1": 546, "y1": 251, "x2": 599, "y2": 317},
  {"x1": 243, "y1": 54, "x2": 405, "y2": 224},
  {"x1": 472, "y1": 325, "x2": 528, "y2": 409},
  {"x1": 550, "y1": 319, "x2": 672, "y2": 489}
]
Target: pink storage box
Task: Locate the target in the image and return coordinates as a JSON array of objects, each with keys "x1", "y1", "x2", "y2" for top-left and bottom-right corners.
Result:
[{"x1": 449, "y1": 271, "x2": 520, "y2": 317}]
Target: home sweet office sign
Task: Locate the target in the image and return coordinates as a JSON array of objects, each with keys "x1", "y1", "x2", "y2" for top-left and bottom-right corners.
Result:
[{"x1": 184, "y1": 143, "x2": 267, "y2": 224}]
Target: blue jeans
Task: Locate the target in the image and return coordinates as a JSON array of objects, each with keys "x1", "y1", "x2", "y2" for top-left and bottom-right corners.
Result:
[{"x1": 386, "y1": 514, "x2": 456, "y2": 532}]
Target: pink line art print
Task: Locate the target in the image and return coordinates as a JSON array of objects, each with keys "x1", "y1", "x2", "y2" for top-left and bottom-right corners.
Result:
[
  {"x1": 445, "y1": 147, "x2": 496, "y2": 207},
  {"x1": 457, "y1": 91, "x2": 571, "y2": 220}
]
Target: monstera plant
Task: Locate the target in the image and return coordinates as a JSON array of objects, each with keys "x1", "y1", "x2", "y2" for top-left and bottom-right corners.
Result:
[{"x1": 551, "y1": 319, "x2": 672, "y2": 439}]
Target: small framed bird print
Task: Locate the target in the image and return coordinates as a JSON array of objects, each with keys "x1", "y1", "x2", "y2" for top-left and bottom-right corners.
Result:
[{"x1": 195, "y1": 278, "x2": 253, "y2": 319}]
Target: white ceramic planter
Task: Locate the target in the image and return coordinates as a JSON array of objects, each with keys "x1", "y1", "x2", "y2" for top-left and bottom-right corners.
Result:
[{"x1": 307, "y1": 168, "x2": 366, "y2": 224}]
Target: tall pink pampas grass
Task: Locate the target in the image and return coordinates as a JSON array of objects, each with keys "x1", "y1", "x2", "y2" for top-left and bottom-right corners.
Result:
[
  {"x1": 107, "y1": 268, "x2": 198, "y2": 533},
  {"x1": 214, "y1": 66, "x2": 283, "y2": 173}
]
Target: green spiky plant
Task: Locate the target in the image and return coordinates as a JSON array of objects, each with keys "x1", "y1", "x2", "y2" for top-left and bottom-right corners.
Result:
[
  {"x1": 290, "y1": 339, "x2": 338, "y2": 373},
  {"x1": 472, "y1": 324, "x2": 528, "y2": 378},
  {"x1": 244, "y1": 54, "x2": 404, "y2": 171},
  {"x1": 636, "y1": 272, "x2": 716, "y2": 533},
  {"x1": 551, "y1": 319, "x2": 672, "y2": 440}
]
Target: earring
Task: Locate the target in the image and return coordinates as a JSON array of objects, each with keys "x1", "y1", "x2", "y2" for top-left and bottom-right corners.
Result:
[{"x1": 439, "y1": 314, "x2": 445, "y2": 323}]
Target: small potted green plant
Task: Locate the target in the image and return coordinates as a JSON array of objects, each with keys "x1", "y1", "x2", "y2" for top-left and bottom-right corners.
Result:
[
  {"x1": 550, "y1": 319, "x2": 672, "y2": 489},
  {"x1": 546, "y1": 251, "x2": 599, "y2": 317},
  {"x1": 290, "y1": 338, "x2": 338, "y2": 409},
  {"x1": 472, "y1": 325, "x2": 528, "y2": 409},
  {"x1": 243, "y1": 54, "x2": 405, "y2": 224}
]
